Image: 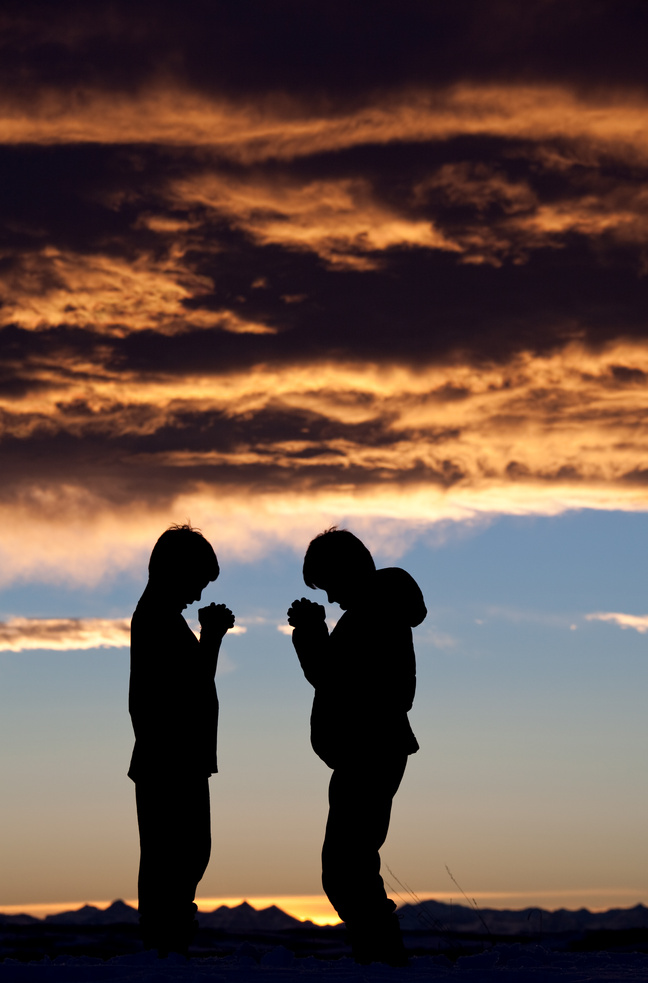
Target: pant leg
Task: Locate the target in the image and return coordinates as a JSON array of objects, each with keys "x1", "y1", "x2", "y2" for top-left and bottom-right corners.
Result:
[
  {"x1": 135, "y1": 775, "x2": 211, "y2": 954},
  {"x1": 321, "y1": 754, "x2": 407, "y2": 924}
]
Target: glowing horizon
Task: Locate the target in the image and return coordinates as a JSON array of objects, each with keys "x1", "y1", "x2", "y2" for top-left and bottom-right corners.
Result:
[{"x1": 3, "y1": 887, "x2": 646, "y2": 926}]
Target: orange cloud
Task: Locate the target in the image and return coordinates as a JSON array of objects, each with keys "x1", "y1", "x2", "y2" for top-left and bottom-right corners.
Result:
[
  {"x1": 3, "y1": 340, "x2": 648, "y2": 587},
  {"x1": 0, "y1": 615, "x2": 244, "y2": 650},
  {"x1": 0, "y1": 278, "x2": 648, "y2": 583},
  {"x1": 2, "y1": 84, "x2": 648, "y2": 164},
  {"x1": 3, "y1": 83, "x2": 647, "y2": 336},
  {"x1": 0, "y1": 247, "x2": 275, "y2": 335},
  {"x1": 172, "y1": 173, "x2": 458, "y2": 268},
  {"x1": 413, "y1": 160, "x2": 648, "y2": 264},
  {"x1": 7, "y1": 340, "x2": 648, "y2": 480},
  {"x1": 0, "y1": 616, "x2": 130, "y2": 651},
  {"x1": 1, "y1": 477, "x2": 647, "y2": 590}
]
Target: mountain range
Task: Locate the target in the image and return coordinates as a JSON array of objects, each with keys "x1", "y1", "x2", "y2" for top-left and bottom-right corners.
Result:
[
  {"x1": 1, "y1": 899, "x2": 647, "y2": 934},
  {"x1": 397, "y1": 900, "x2": 648, "y2": 934},
  {"x1": 0, "y1": 900, "x2": 310, "y2": 931}
]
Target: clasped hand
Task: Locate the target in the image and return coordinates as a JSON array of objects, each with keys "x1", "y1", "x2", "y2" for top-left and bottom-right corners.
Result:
[
  {"x1": 287, "y1": 597, "x2": 326, "y2": 629},
  {"x1": 198, "y1": 602, "x2": 235, "y2": 636}
]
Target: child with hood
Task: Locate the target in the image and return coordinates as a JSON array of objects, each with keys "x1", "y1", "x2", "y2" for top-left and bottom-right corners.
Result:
[{"x1": 288, "y1": 528, "x2": 426, "y2": 966}]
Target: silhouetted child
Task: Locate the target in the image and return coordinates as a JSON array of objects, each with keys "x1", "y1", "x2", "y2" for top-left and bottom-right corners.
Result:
[
  {"x1": 288, "y1": 528, "x2": 426, "y2": 966},
  {"x1": 128, "y1": 524, "x2": 234, "y2": 957}
]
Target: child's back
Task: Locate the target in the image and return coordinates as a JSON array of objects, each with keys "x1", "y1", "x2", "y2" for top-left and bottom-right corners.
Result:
[{"x1": 305, "y1": 566, "x2": 426, "y2": 768}]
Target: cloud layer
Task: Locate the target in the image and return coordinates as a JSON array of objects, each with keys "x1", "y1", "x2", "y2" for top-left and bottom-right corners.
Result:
[
  {"x1": 0, "y1": 615, "x2": 245, "y2": 649},
  {"x1": 0, "y1": 617, "x2": 130, "y2": 651},
  {"x1": 2, "y1": 1, "x2": 648, "y2": 582},
  {"x1": 585, "y1": 612, "x2": 648, "y2": 634}
]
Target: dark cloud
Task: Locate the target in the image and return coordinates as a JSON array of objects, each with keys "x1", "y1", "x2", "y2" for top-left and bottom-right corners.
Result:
[
  {"x1": 610, "y1": 364, "x2": 647, "y2": 384},
  {"x1": 2, "y1": 123, "x2": 648, "y2": 370},
  {"x1": 2, "y1": 1, "x2": 648, "y2": 98},
  {"x1": 2, "y1": 0, "x2": 648, "y2": 555}
]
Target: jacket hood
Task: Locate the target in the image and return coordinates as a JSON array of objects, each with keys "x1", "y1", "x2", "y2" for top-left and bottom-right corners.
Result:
[{"x1": 374, "y1": 567, "x2": 427, "y2": 627}]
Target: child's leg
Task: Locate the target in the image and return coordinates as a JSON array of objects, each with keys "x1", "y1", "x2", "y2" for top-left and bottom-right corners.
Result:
[
  {"x1": 136, "y1": 775, "x2": 211, "y2": 955},
  {"x1": 321, "y1": 753, "x2": 408, "y2": 963}
]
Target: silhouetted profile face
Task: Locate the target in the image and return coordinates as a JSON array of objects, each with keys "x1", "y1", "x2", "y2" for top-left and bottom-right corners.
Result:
[
  {"x1": 177, "y1": 571, "x2": 212, "y2": 610},
  {"x1": 146, "y1": 566, "x2": 214, "y2": 610},
  {"x1": 303, "y1": 528, "x2": 376, "y2": 609},
  {"x1": 316, "y1": 573, "x2": 360, "y2": 610}
]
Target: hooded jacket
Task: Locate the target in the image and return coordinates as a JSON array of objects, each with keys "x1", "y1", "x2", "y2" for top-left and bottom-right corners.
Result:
[{"x1": 293, "y1": 567, "x2": 426, "y2": 769}]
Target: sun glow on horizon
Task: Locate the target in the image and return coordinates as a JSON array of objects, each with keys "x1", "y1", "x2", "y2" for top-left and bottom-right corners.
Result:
[{"x1": 2, "y1": 888, "x2": 645, "y2": 925}]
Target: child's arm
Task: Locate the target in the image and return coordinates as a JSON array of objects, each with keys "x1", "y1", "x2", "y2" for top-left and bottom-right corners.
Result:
[
  {"x1": 198, "y1": 602, "x2": 235, "y2": 677},
  {"x1": 287, "y1": 597, "x2": 329, "y2": 687}
]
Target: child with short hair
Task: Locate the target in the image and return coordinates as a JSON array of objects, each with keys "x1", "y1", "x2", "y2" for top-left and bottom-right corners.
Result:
[
  {"x1": 288, "y1": 528, "x2": 426, "y2": 966},
  {"x1": 128, "y1": 524, "x2": 234, "y2": 956}
]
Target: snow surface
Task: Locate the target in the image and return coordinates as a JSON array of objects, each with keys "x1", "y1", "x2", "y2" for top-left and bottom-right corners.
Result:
[{"x1": 1, "y1": 943, "x2": 648, "y2": 983}]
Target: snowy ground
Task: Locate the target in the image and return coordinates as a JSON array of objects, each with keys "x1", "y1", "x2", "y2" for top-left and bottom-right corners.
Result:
[{"x1": 2, "y1": 943, "x2": 648, "y2": 983}]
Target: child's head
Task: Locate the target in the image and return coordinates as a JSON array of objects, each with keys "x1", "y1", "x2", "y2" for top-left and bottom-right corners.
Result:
[
  {"x1": 148, "y1": 524, "x2": 219, "y2": 607},
  {"x1": 303, "y1": 527, "x2": 375, "y2": 608}
]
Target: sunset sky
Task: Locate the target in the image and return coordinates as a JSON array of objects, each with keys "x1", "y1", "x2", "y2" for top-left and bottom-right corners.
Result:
[{"x1": 1, "y1": 1, "x2": 647, "y2": 924}]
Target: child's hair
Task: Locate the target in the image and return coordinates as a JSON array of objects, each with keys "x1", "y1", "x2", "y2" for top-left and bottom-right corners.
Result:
[
  {"x1": 148, "y1": 524, "x2": 219, "y2": 582},
  {"x1": 303, "y1": 527, "x2": 376, "y2": 589}
]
